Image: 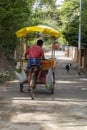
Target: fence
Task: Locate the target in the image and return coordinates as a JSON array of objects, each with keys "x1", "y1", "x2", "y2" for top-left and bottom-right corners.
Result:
[{"x1": 65, "y1": 46, "x2": 87, "y2": 71}]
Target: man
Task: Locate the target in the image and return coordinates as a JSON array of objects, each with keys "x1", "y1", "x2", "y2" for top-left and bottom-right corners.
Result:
[{"x1": 25, "y1": 39, "x2": 45, "y2": 84}]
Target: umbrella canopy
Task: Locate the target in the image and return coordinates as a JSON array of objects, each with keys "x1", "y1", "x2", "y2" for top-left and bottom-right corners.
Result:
[{"x1": 16, "y1": 25, "x2": 61, "y2": 38}]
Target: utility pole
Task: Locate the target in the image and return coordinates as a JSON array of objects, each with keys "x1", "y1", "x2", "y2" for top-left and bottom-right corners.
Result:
[{"x1": 78, "y1": 0, "x2": 82, "y2": 75}]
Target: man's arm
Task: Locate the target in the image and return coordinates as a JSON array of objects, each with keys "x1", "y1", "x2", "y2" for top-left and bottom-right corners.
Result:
[{"x1": 40, "y1": 49, "x2": 45, "y2": 59}]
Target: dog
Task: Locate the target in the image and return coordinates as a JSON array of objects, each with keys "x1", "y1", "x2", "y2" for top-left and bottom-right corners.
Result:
[{"x1": 65, "y1": 63, "x2": 71, "y2": 72}]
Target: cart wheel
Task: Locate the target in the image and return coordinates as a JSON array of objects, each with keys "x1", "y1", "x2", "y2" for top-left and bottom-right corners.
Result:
[
  {"x1": 20, "y1": 83, "x2": 23, "y2": 92},
  {"x1": 49, "y1": 70, "x2": 55, "y2": 94},
  {"x1": 51, "y1": 89, "x2": 54, "y2": 94},
  {"x1": 50, "y1": 82, "x2": 55, "y2": 94}
]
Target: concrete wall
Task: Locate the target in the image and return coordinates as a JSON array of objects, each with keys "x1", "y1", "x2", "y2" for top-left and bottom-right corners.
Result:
[{"x1": 65, "y1": 47, "x2": 87, "y2": 71}]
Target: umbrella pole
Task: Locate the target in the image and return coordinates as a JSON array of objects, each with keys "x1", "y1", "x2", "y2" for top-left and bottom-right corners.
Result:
[
  {"x1": 25, "y1": 38, "x2": 28, "y2": 50},
  {"x1": 20, "y1": 38, "x2": 22, "y2": 59},
  {"x1": 20, "y1": 38, "x2": 23, "y2": 68},
  {"x1": 23, "y1": 38, "x2": 28, "y2": 57},
  {"x1": 52, "y1": 43, "x2": 55, "y2": 59}
]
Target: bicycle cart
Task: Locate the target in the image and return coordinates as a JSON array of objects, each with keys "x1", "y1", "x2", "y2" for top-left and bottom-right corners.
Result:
[{"x1": 16, "y1": 25, "x2": 60, "y2": 99}]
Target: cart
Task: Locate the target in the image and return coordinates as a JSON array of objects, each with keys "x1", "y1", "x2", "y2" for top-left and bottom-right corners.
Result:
[{"x1": 16, "y1": 25, "x2": 61, "y2": 99}]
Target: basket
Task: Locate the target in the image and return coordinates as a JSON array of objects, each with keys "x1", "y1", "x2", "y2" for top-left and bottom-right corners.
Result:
[{"x1": 40, "y1": 59, "x2": 56, "y2": 70}]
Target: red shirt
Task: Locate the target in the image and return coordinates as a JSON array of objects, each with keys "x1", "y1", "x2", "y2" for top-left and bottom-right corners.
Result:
[{"x1": 26, "y1": 45, "x2": 44, "y2": 59}]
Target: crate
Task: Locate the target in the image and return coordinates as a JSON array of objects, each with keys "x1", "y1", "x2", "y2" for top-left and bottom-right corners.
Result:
[{"x1": 40, "y1": 59, "x2": 56, "y2": 70}]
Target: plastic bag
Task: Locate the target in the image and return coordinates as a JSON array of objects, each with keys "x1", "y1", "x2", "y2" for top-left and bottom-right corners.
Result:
[
  {"x1": 16, "y1": 61, "x2": 21, "y2": 69},
  {"x1": 15, "y1": 69, "x2": 27, "y2": 83},
  {"x1": 46, "y1": 69, "x2": 53, "y2": 89}
]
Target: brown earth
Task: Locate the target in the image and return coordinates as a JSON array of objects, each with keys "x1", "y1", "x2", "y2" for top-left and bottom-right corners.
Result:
[{"x1": 0, "y1": 50, "x2": 87, "y2": 130}]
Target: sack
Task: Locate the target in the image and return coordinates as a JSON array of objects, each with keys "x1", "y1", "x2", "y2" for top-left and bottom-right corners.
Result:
[
  {"x1": 46, "y1": 69, "x2": 53, "y2": 89},
  {"x1": 15, "y1": 69, "x2": 27, "y2": 83}
]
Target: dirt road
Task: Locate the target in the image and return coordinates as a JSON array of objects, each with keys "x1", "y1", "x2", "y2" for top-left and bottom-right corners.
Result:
[{"x1": 0, "y1": 50, "x2": 87, "y2": 130}]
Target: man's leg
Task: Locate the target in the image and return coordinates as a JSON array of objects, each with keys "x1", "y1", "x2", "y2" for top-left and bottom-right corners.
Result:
[
  {"x1": 27, "y1": 59, "x2": 31, "y2": 86},
  {"x1": 27, "y1": 71, "x2": 32, "y2": 87},
  {"x1": 37, "y1": 69, "x2": 42, "y2": 82}
]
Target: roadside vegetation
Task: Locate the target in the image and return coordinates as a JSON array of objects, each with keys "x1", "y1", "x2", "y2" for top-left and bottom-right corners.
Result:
[{"x1": 0, "y1": 0, "x2": 87, "y2": 82}]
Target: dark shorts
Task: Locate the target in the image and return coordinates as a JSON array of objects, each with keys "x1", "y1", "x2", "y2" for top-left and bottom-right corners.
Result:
[{"x1": 27, "y1": 58, "x2": 41, "y2": 71}]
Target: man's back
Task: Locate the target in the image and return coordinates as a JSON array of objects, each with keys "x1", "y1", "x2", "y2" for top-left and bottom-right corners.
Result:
[{"x1": 26, "y1": 45, "x2": 44, "y2": 59}]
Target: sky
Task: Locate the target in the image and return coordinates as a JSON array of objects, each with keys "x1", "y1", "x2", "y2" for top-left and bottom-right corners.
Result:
[
  {"x1": 33, "y1": 0, "x2": 64, "y2": 10},
  {"x1": 56, "y1": 0, "x2": 64, "y2": 6}
]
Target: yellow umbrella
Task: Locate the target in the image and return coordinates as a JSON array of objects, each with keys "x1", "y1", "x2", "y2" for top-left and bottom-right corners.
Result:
[{"x1": 16, "y1": 25, "x2": 61, "y2": 38}]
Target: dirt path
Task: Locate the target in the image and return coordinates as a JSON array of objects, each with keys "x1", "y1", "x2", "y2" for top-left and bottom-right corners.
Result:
[{"x1": 0, "y1": 50, "x2": 87, "y2": 130}]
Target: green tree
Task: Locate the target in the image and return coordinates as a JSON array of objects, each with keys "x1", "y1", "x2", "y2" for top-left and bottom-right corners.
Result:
[
  {"x1": 59, "y1": 0, "x2": 87, "y2": 47},
  {"x1": 0, "y1": 0, "x2": 35, "y2": 59},
  {"x1": 0, "y1": 0, "x2": 62, "y2": 60}
]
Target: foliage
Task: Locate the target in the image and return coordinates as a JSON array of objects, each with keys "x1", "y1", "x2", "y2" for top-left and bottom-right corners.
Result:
[
  {"x1": 59, "y1": 0, "x2": 87, "y2": 47},
  {"x1": 0, "y1": 0, "x2": 35, "y2": 59},
  {"x1": 0, "y1": 0, "x2": 59, "y2": 59},
  {"x1": 0, "y1": 0, "x2": 64, "y2": 82},
  {"x1": 0, "y1": 71, "x2": 9, "y2": 83},
  {"x1": 2, "y1": 0, "x2": 87, "y2": 62}
]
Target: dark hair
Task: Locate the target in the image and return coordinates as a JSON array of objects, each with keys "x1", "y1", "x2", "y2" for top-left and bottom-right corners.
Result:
[{"x1": 37, "y1": 39, "x2": 43, "y2": 46}]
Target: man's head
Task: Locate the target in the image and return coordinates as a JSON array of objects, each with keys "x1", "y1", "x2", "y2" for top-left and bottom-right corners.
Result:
[{"x1": 37, "y1": 39, "x2": 43, "y2": 47}]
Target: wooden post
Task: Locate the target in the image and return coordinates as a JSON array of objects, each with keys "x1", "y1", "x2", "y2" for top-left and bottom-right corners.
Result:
[
  {"x1": 52, "y1": 43, "x2": 55, "y2": 59},
  {"x1": 19, "y1": 38, "x2": 23, "y2": 68}
]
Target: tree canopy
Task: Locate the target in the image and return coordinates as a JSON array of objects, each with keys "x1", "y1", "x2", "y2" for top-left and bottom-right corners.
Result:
[
  {"x1": 59, "y1": 0, "x2": 87, "y2": 47},
  {"x1": 0, "y1": 0, "x2": 87, "y2": 61},
  {"x1": 0, "y1": 0, "x2": 36, "y2": 59}
]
